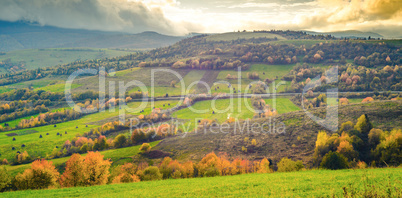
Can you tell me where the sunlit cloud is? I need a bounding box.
[0,0,400,37]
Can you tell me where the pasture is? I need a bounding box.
[0,100,179,162]
[2,167,401,197]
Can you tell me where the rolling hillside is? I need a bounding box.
[2,168,401,197]
[155,100,402,164]
[0,21,184,52]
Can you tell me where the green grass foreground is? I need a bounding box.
[1,168,401,197]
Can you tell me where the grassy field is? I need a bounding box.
[0,86,11,94]
[5,141,161,176]
[348,98,363,104]
[6,75,70,90]
[2,168,401,197]
[215,64,295,94]
[172,97,299,132]
[217,64,295,81]
[0,100,179,162]
[126,70,205,97]
[35,83,82,93]
[206,32,286,42]
[0,48,131,74]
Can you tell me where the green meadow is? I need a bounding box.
[0,100,179,162]
[173,97,300,132]
[2,167,401,197]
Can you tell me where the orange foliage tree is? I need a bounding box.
[15,159,60,190]
[60,152,111,187]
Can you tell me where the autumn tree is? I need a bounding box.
[113,134,127,148]
[139,143,152,153]
[112,163,140,184]
[60,152,111,187]
[0,166,11,192]
[277,157,304,172]
[354,114,372,134]
[82,152,111,186]
[59,153,85,187]
[320,151,349,170]
[15,159,60,190]
[139,166,162,181]
[257,158,272,173]
[197,152,221,177]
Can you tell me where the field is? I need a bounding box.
[0,48,131,74]
[0,100,179,162]
[35,83,82,93]
[5,141,161,176]
[172,97,299,132]
[2,168,401,197]
[206,32,286,42]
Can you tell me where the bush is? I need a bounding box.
[113,134,127,148]
[320,151,349,170]
[139,143,152,153]
[112,163,140,184]
[277,157,304,172]
[140,166,162,181]
[258,158,272,173]
[15,159,60,190]
[0,166,11,192]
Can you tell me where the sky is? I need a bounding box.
[0,0,401,37]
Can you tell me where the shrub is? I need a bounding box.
[140,166,162,181]
[139,143,152,153]
[258,158,272,173]
[320,151,349,170]
[15,159,60,190]
[251,139,257,146]
[357,161,368,169]
[362,97,374,103]
[112,163,140,184]
[277,157,304,172]
[339,98,349,105]
[0,166,11,192]
[113,134,127,148]
[15,151,30,164]
[247,72,259,79]
[159,157,174,179]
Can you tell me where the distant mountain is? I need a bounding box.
[305,30,383,39]
[0,21,184,52]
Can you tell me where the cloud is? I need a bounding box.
[295,0,402,37]
[0,0,192,35]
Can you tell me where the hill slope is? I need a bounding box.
[2,168,401,197]
[305,30,383,39]
[0,21,184,52]
[155,100,402,164]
